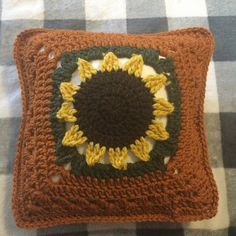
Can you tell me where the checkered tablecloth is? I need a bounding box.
[0,0,235,235]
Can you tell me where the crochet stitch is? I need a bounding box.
[51,46,181,177]
[74,70,154,146]
[12,28,218,228]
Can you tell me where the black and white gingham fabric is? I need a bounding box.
[0,0,235,235]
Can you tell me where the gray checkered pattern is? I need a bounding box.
[0,0,235,235]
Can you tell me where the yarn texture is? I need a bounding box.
[12,28,218,228]
[51,46,180,178]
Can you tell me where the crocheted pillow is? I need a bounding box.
[13,28,218,228]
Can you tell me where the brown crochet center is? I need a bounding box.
[74,70,154,148]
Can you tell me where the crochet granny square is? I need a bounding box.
[13,28,218,228]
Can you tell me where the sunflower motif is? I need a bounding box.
[56,52,174,170]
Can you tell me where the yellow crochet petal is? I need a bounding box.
[100,52,120,72]
[77,58,97,82]
[153,98,174,116]
[86,142,106,166]
[130,137,150,161]
[62,125,87,147]
[60,82,80,102]
[56,102,77,122]
[123,54,144,77]
[142,73,168,94]
[146,120,169,141]
[109,147,128,170]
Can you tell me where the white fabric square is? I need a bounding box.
[165,0,208,17]
[2,0,44,20]
[88,222,136,236]
[185,168,229,230]
[85,0,126,20]
[0,175,37,236]
[204,62,220,113]
[0,66,21,118]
